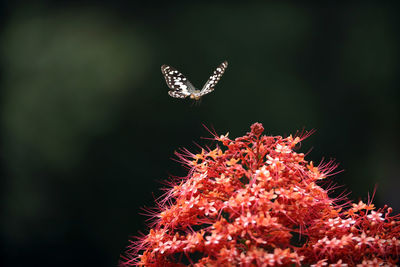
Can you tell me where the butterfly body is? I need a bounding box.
[189,90,202,101]
[161,61,228,100]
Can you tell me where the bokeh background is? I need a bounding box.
[1,1,399,266]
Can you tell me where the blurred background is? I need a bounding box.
[1,1,399,266]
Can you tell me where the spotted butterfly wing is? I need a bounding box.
[161,65,195,99]
[199,61,228,96]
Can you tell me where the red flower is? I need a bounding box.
[120,123,400,266]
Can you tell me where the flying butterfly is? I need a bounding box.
[161,61,228,100]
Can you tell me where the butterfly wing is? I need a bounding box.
[161,65,196,98]
[199,61,228,96]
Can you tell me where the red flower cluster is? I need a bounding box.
[121,123,400,266]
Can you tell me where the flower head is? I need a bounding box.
[121,123,400,266]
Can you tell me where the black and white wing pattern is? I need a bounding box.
[161,65,195,99]
[199,61,228,96]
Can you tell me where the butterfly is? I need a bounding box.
[161,61,228,100]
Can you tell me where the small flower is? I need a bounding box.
[352,232,375,247]
[330,259,348,267]
[367,211,384,222]
[311,259,328,266]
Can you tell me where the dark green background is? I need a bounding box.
[1,1,399,266]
